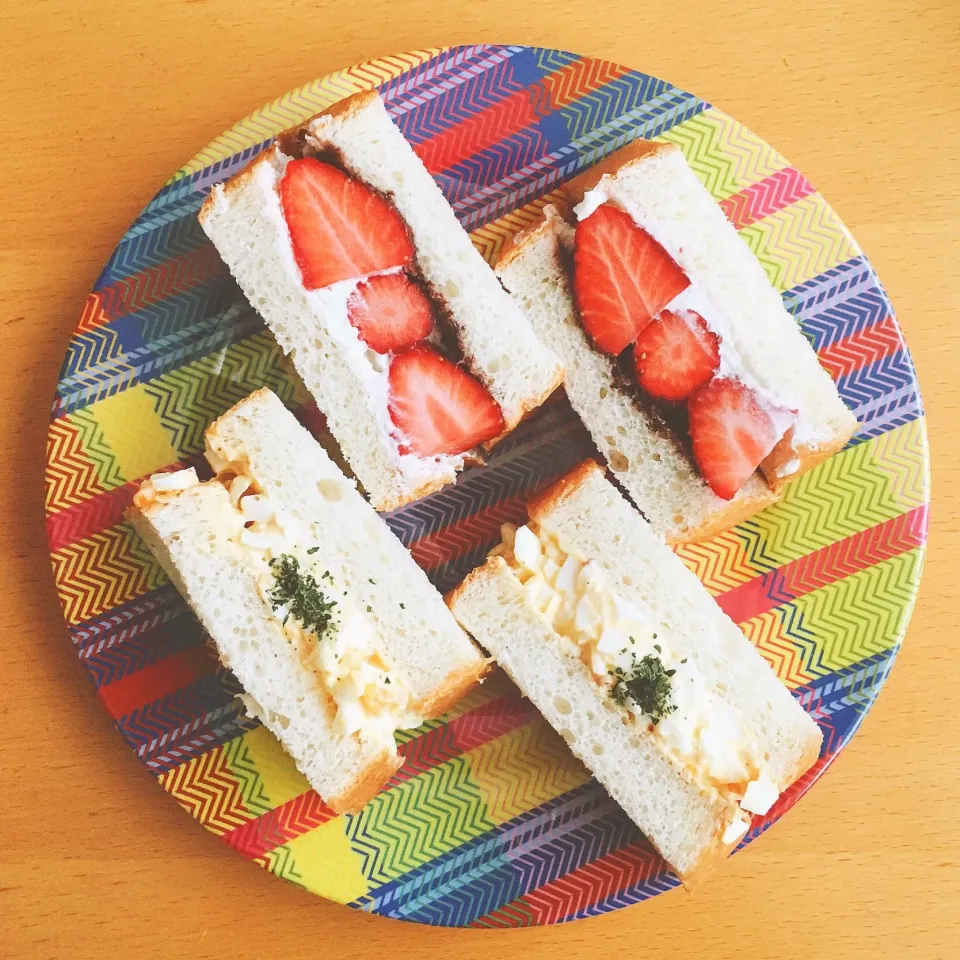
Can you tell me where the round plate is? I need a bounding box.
[45,45,928,926]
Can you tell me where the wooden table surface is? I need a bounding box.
[2,0,958,957]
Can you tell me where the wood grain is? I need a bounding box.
[1,0,958,957]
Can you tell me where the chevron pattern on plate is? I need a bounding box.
[44,45,927,926]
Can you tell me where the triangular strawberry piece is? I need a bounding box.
[688,378,781,500]
[388,346,504,457]
[573,203,690,356]
[280,158,414,290]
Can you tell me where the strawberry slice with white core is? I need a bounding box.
[633,309,720,402]
[388,345,505,457]
[687,378,782,500]
[280,157,414,289]
[573,203,690,356]
[347,274,435,354]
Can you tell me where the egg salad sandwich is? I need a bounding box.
[129,388,488,813]
[447,460,822,887]
[199,90,563,512]
[496,141,857,543]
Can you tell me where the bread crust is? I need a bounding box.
[679,821,749,891]
[495,211,568,276]
[527,459,605,521]
[495,207,781,545]
[198,142,281,226]
[782,716,824,791]
[761,424,857,494]
[676,485,778,544]
[328,748,404,815]
[447,549,749,889]
[444,554,502,617]
[201,93,558,507]
[558,139,678,213]
[413,656,492,718]
[206,391,468,516]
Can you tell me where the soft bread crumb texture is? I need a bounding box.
[200,90,563,509]
[305,93,564,432]
[200,148,428,511]
[562,145,858,471]
[448,461,822,884]
[205,388,488,708]
[528,462,822,791]
[449,555,741,885]
[496,217,777,543]
[128,482,396,813]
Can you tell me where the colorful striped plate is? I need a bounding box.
[44,46,928,926]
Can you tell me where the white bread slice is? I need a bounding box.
[204,387,488,718]
[199,91,563,511]
[128,481,401,814]
[559,141,858,491]
[303,92,563,437]
[447,461,822,886]
[497,211,777,543]
[449,557,743,887]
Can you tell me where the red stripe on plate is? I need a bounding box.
[716,506,927,623]
[98,245,227,323]
[224,789,336,860]
[521,841,665,924]
[720,166,816,230]
[99,645,218,718]
[46,482,137,553]
[409,495,530,569]
[816,315,903,379]
[413,88,545,176]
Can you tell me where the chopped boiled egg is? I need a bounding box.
[555,554,582,594]
[596,625,631,656]
[541,557,561,586]
[503,521,775,823]
[740,772,780,815]
[513,525,542,573]
[574,595,602,636]
[151,468,200,492]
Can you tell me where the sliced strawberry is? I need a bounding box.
[280,157,413,289]
[388,345,505,457]
[347,274,435,353]
[633,309,720,402]
[573,203,690,356]
[688,378,782,500]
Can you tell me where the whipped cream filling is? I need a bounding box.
[573,181,830,450]
[140,468,420,745]
[665,284,796,442]
[495,521,782,819]
[256,148,465,494]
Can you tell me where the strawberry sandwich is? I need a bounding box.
[496,141,857,543]
[200,91,563,511]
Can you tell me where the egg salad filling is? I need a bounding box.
[495,521,781,819]
[138,468,420,745]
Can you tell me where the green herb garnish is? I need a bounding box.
[269,554,338,640]
[306,546,319,555]
[610,654,676,725]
